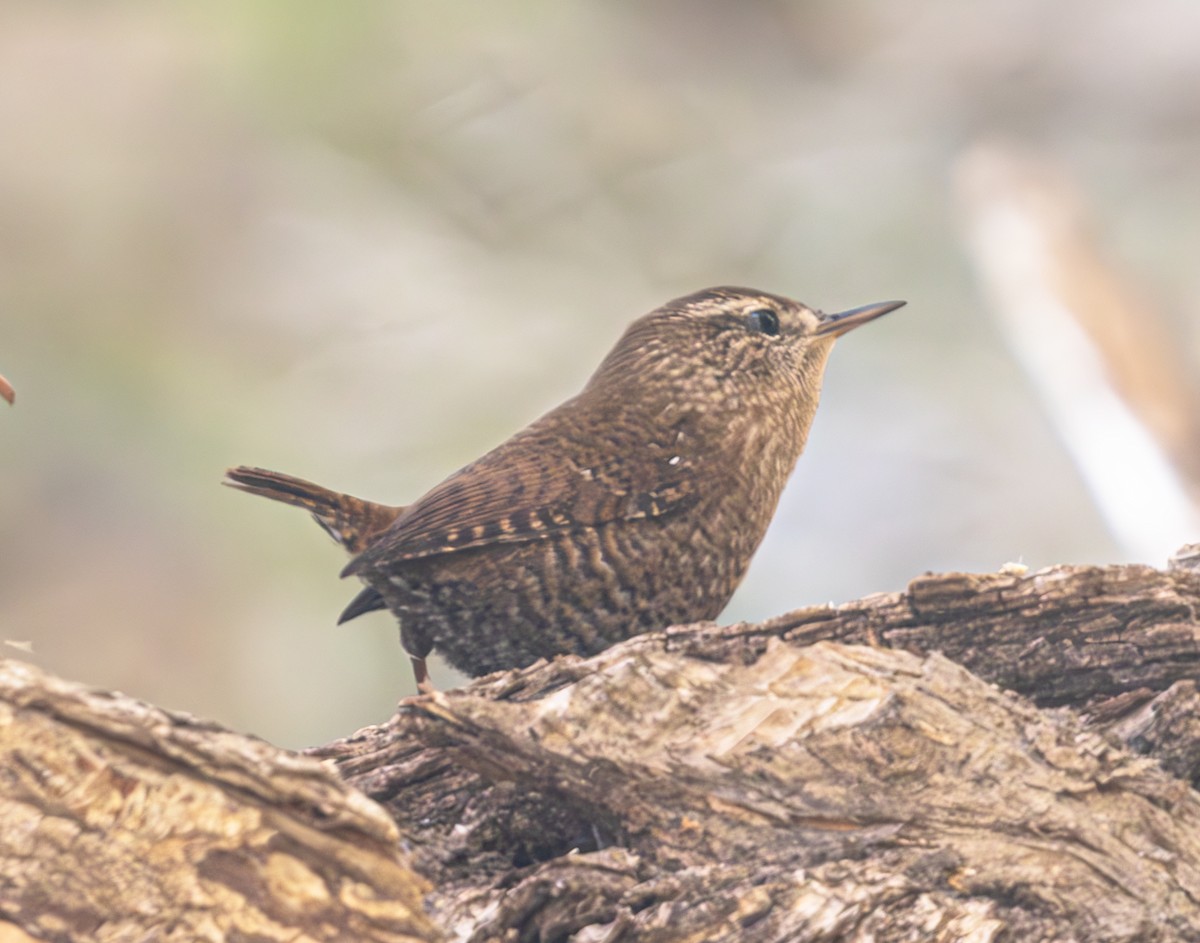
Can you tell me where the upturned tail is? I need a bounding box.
[223,466,402,555]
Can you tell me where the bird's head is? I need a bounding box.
[587,287,904,415]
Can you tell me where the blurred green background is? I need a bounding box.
[2,2,1197,747]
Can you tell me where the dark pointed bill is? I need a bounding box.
[814,300,906,338]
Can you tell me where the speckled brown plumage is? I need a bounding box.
[226,287,903,688]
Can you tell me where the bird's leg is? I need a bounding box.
[412,655,435,694]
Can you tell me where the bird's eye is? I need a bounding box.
[746,308,780,337]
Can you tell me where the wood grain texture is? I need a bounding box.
[6,555,1200,941]
[0,661,438,943]
[318,557,1200,941]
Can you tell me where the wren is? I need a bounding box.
[226,287,903,690]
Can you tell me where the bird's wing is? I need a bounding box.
[343,405,698,574]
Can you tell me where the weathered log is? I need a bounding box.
[4,558,1200,941]
[0,660,438,943]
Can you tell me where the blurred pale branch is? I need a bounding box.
[956,142,1200,561]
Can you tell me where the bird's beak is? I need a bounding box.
[814,300,906,338]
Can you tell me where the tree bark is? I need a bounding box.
[0,661,438,943]
[4,554,1200,942]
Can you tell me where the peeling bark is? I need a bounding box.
[4,557,1200,942]
[0,661,438,943]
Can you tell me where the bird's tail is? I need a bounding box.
[223,466,402,555]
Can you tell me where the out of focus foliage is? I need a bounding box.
[1,1,1197,746]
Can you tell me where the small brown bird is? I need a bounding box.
[226,287,902,690]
